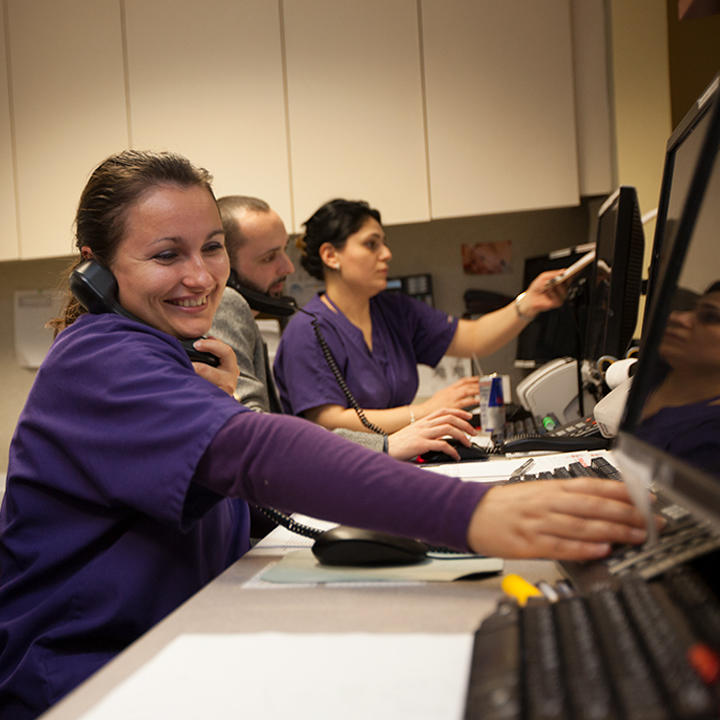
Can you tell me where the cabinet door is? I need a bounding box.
[124,0,292,226]
[284,0,430,227]
[0,8,17,261]
[7,0,128,259]
[421,0,580,219]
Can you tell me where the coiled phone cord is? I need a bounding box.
[297,307,388,437]
[255,505,463,555]
[258,307,462,555]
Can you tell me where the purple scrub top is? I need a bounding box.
[273,292,458,416]
[0,314,249,719]
[635,394,720,475]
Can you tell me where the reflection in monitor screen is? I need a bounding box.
[619,86,720,521]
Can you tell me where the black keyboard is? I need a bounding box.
[500,455,720,591]
[464,569,720,720]
[497,415,610,453]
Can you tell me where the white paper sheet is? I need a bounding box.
[79,633,474,720]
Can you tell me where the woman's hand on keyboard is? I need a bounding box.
[387,408,476,461]
[466,477,664,561]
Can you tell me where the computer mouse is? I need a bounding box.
[418,438,490,464]
[311,526,429,567]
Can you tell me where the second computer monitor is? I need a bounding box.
[583,186,644,367]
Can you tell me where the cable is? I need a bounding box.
[297,307,388,437]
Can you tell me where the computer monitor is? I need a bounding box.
[643,74,719,329]
[515,243,595,368]
[616,86,720,523]
[583,186,644,366]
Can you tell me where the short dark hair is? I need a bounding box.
[216,195,271,259]
[51,149,214,333]
[299,199,381,281]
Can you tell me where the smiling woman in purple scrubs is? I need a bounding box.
[273,199,567,435]
[0,151,651,720]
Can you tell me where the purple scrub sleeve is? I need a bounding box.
[195,411,489,552]
[273,292,458,416]
[0,312,486,720]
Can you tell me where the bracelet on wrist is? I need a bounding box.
[514,291,536,321]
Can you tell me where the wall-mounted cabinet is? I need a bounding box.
[124,0,292,226]
[7,0,128,259]
[284,0,430,227]
[421,0,580,219]
[0,7,17,261]
[0,0,613,260]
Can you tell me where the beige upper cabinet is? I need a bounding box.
[1,0,612,261]
[0,8,18,262]
[124,0,292,226]
[421,0,580,219]
[283,0,430,228]
[7,0,128,259]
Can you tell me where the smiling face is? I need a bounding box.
[230,209,294,296]
[109,184,229,340]
[324,217,392,296]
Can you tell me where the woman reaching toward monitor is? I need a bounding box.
[273,198,567,435]
[0,151,652,720]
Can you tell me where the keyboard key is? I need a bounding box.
[554,596,618,720]
[522,599,568,720]
[619,576,716,719]
[586,588,669,719]
[464,602,521,720]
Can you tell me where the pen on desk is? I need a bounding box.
[509,458,534,480]
[501,573,543,606]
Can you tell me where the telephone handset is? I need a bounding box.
[226,270,298,317]
[70,259,220,367]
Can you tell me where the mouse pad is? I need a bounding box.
[259,548,504,584]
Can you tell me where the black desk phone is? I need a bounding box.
[70,259,220,367]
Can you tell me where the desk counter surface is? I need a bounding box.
[40,519,561,719]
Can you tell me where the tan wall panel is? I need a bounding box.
[422,0,580,219]
[8,0,128,259]
[125,0,292,226]
[570,0,614,196]
[284,0,429,228]
[0,6,18,261]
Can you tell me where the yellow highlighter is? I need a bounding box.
[501,573,543,606]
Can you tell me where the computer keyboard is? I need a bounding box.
[464,569,720,720]
[503,456,720,592]
[495,415,610,453]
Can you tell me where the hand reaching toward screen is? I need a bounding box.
[465,477,663,561]
[387,408,476,461]
[521,269,570,317]
[190,337,239,396]
[416,376,480,418]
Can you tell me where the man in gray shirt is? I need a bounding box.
[211,196,476,460]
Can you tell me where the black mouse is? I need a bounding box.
[418,438,490,464]
[311,526,429,566]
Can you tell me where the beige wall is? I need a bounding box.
[0,256,71,474]
[608,0,673,332]
[666,0,720,127]
[3,3,719,473]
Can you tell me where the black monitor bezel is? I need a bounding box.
[617,79,720,523]
[583,185,644,365]
[642,74,719,330]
